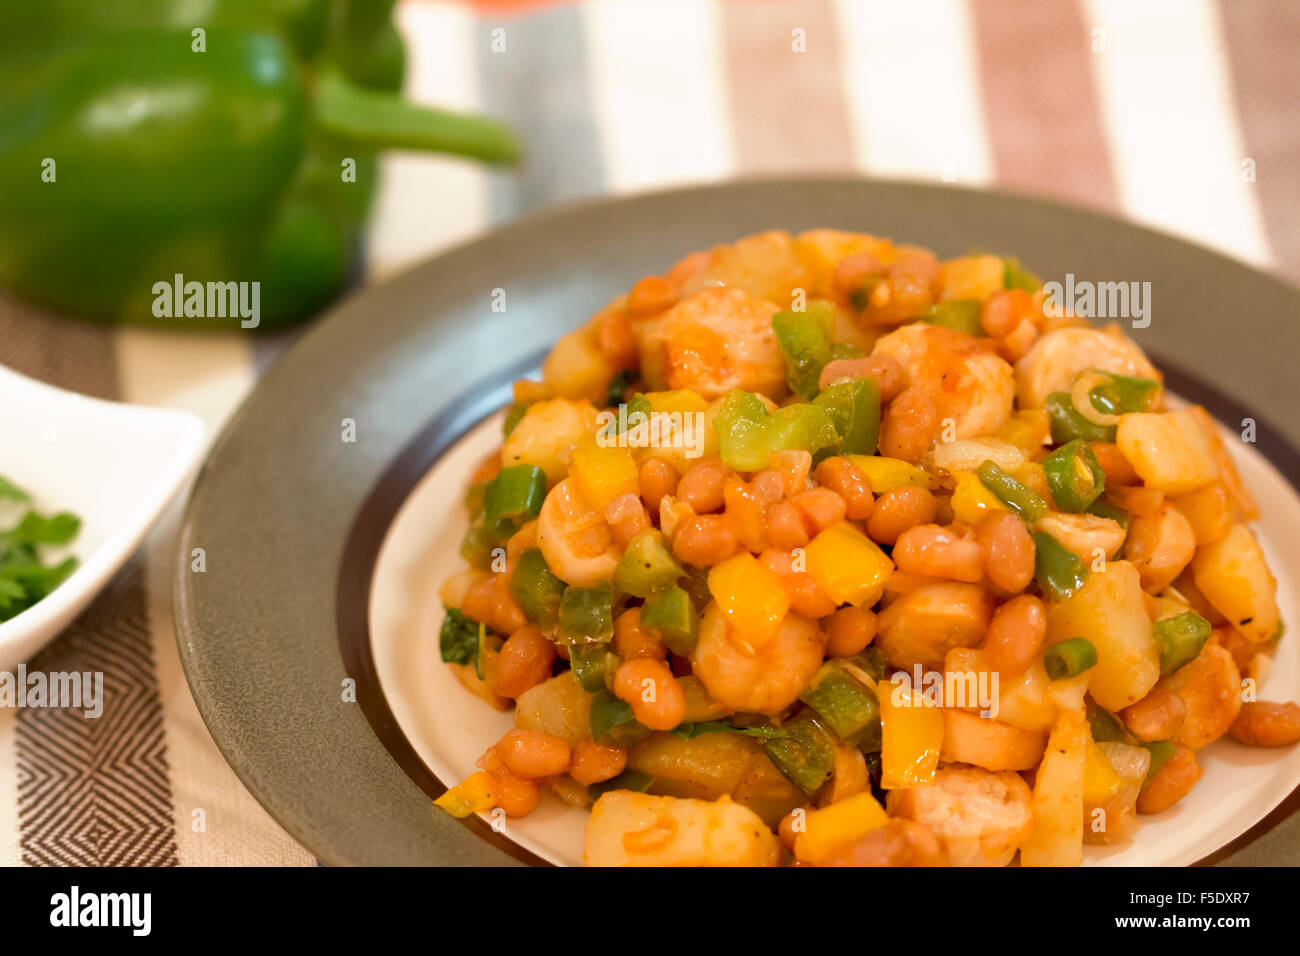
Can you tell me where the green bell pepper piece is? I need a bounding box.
[483,464,546,523]
[1043,637,1097,679]
[570,645,616,694]
[1143,740,1177,780]
[560,580,614,644]
[640,586,699,655]
[920,298,984,336]
[1045,392,1116,444]
[1088,706,1128,744]
[509,549,566,629]
[772,302,834,400]
[614,531,683,599]
[1044,439,1106,513]
[1003,257,1040,293]
[762,712,837,796]
[1153,610,1212,675]
[0,3,520,328]
[1033,531,1089,600]
[813,379,881,456]
[713,389,841,472]
[976,460,1049,522]
[799,661,882,751]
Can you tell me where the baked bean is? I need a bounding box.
[605,492,651,549]
[879,387,939,462]
[975,511,1036,593]
[831,252,885,299]
[1229,701,1300,747]
[1136,745,1202,814]
[462,574,527,636]
[613,658,686,731]
[612,607,667,661]
[677,459,730,513]
[1121,687,1188,743]
[626,275,679,316]
[764,500,810,550]
[893,523,984,582]
[639,458,679,514]
[983,595,1047,679]
[866,486,938,545]
[980,289,1036,338]
[792,487,847,536]
[671,513,738,567]
[768,450,812,498]
[815,457,875,520]
[494,625,556,697]
[569,740,628,786]
[825,606,878,658]
[498,728,572,779]
[784,572,837,619]
[479,746,542,817]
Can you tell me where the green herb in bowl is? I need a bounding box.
[0,476,81,623]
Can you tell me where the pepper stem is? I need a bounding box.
[313,71,521,165]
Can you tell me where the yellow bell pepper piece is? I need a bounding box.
[708,552,789,651]
[996,409,1051,455]
[879,680,943,789]
[1082,741,1123,806]
[846,454,930,493]
[570,437,640,511]
[793,791,890,864]
[950,470,1007,526]
[644,389,709,414]
[804,522,894,607]
[434,771,494,818]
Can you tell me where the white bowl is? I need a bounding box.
[0,365,205,670]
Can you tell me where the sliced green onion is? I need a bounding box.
[1044,438,1106,513]
[1154,610,1211,675]
[1045,391,1116,444]
[976,460,1049,522]
[1088,371,1161,416]
[1044,637,1097,679]
[1033,531,1089,600]
[1086,497,1130,529]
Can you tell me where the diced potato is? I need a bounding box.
[514,671,593,745]
[449,662,510,712]
[584,791,780,866]
[1184,406,1258,520]
[1045,561,1159,712]
[1020,708,1088,867]
[678,675,729,722]
[501,397,600,483]
[940,709,1047,772]
[1190,523,1279,643]
[627,732,804,828]
[542,320,617,405]
[1170,481,1235,545]
[936,255,1005,302]
[1115,410,1219,495]
[794,791,889,864]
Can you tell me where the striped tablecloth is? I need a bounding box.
[1,0,1296,866]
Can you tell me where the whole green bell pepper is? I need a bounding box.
[0,0,520,329]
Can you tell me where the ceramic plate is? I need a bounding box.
[174,178,1300,866]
